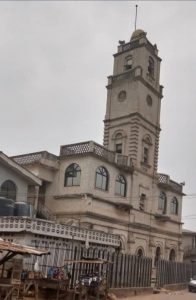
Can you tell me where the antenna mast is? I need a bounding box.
[135,5,138,31]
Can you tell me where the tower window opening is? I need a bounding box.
[142,135,152,166]
[113,131,125,155]
[124,56,133,70]
[148,56,155,77]
[143,147,149,164]
[115,143,122,154]
[139,193,146,211]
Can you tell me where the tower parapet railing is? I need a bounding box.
[157,173,183,194]
[60,141,133,170]
[13,151,58,166]
[13,141,132,171]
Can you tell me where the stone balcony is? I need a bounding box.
[157,173,183,194]
[0,216,121,247]
[60,141,133,171]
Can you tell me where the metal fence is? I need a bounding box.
[25,244,196,289]
[109,253,152,288]
[24,246,152,288]
[156,259,196,288]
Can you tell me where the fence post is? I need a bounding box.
[151,266,157,288]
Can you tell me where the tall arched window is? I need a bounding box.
[154,246,161,267]
[158,191,167,214]
[64,163,81,186]
[169,249,176,261]
[115,175,126,197]
[148,56,155,77]
[1,180,17,200]
[112,130,127,156]
[170,197,178,215]
[95,166,108,191]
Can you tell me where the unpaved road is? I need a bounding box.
[119,290,195,300]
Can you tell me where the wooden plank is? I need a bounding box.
[64,259,111,264]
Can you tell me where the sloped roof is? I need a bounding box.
[182,228,196,235]
[0,238,49,256]
[0,151,41,185]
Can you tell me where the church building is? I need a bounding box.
[1,28,184,263]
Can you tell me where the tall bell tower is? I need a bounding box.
[103,29,163,175]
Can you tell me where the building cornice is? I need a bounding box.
[54,193,182,226]
[57,211,182,239]
[104,112,161,132]
[113,40,162,62]
[107,70,163,99]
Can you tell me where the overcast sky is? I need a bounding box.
[0,1,196,230]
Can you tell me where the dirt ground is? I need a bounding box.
[119,289,195,300]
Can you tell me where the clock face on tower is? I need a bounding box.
[118,90,127,102]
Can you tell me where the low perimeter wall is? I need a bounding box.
[110,287,153,298]
[163,283,187,291]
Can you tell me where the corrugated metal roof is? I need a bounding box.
[0,239,49,256]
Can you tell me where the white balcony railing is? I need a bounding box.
[157,173,183,194]
[0,216,121,247]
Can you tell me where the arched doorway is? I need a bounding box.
[136,248,144,258]
[169,249,176,261]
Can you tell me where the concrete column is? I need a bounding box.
[34,186,40,211]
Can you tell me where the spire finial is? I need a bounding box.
[135,5,138,31]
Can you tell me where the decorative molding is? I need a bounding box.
[149,239,156,248]
[127,232,135,244]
